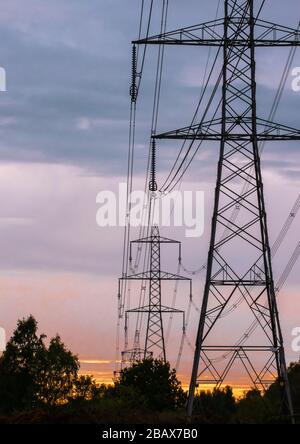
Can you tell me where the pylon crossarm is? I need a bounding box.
[154,118,300,141]
[133,18,225,47]
[131,236,181,244]
[127,305,184,314]
[255,19,300,46]
[120,271,191,281]
[133,19,300,48]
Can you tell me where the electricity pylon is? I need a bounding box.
[119,226,192,364]
[119,140,192,366]
[134,0,300,422]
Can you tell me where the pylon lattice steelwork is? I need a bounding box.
[134,0,300,422]
[119,226,192,365]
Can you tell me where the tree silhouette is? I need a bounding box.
[0,316,80,411]
[115,359,187,411]
[73,375,103,401]
[264,361,300,422]
[37,335,79,406]
[0,316,45,411]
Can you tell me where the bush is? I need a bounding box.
[115,359,187,411]
[193,386,237,424]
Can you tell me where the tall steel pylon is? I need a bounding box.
[120,227,192,365]
[134,0,300,421]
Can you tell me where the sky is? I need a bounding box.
[0,0,299,389]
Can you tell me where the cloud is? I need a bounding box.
[0,0,297,179]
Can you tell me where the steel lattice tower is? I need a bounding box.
[120,226,192,364]
[134,0,300,421]
[145,226,166,359]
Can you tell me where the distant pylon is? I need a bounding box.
[119,226,192,364]
[134,0,300,422]
[121,329,152,368]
